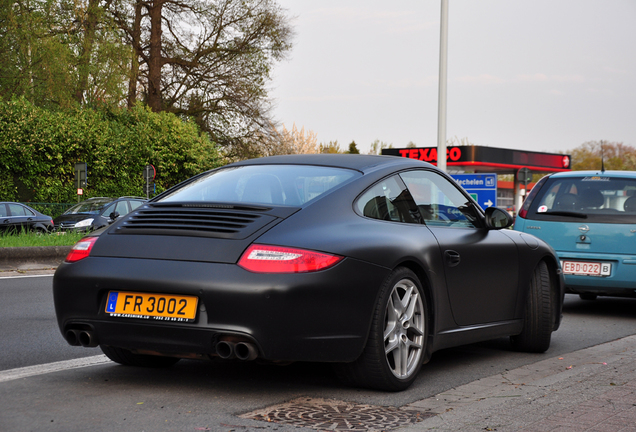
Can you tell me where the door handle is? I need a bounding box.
[445,250,461,267]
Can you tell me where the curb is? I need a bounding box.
[0,246,70,271]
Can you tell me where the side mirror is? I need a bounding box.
[484,207,513,230]
[109,211,120,222]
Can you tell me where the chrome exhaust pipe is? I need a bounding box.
[78,331,99,347]
[235,342,258,361]
[216,341,236,359]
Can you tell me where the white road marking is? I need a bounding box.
[0,274,55,280]
[0,355,111,383]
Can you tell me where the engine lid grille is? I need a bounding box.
[112,203,288,239]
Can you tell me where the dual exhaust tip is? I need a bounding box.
[65,327,258,361]
[216,341,258,361]
[65,329,99,347]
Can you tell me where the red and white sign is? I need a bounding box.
[77,188,84,195]
[562,155,570,168]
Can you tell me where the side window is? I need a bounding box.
[103,203,116,216]
[129,200,144,211]
[356,176,421,223]
[400,170,480,228]
[8,204,30,216]
[0,204,8,217]
[115,201,130,215]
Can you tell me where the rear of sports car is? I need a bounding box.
[53,162,390,364]
[514,171,636,298]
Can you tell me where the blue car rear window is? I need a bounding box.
[159,165,360,206]
[526,175,636,223]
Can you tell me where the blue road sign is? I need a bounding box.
[451,173,497,209]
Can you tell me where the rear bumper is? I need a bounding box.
[556,251,636,296]
[53,256,390,362]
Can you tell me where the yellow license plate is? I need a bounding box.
[105,291,198,322]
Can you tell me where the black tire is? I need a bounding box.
[100,345,180,368]
[510,261,553,353]
[335,267,428,391]
[579,293,598,301]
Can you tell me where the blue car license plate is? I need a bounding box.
[561,261,611,277]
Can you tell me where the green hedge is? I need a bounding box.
[0,98,223,203]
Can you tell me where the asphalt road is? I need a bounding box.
[1,274,636,431]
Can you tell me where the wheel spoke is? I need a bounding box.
[399,286,414,312]
[384,320,397,341]
[407,339,422,350]
[384,296,399,340]
[385,335,399,355]
[399,340,408,375]
[409,324,424,337]
[391,289,406,316]
[403,290,419,321]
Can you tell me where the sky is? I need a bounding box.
[267,0,636,156]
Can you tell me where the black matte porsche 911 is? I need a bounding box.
[53,154,564,391]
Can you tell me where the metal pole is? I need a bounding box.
[437,0,449,172]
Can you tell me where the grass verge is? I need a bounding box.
[1,231,86,248]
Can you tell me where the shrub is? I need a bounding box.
[0,97,223,203]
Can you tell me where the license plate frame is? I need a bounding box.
[561,260,611,277]
[105,291,198,322]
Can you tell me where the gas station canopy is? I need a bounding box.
[382,145,571,174]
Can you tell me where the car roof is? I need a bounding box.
[229,154,434,173]
[549,170,636,179]
[0,202,37,208]
[80,197,145,202]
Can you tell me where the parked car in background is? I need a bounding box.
[515,170,636,300]
[54,155,564,391]
[54,197,146,232]
[0,202,54,234]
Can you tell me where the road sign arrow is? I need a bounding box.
[483,199,493,207]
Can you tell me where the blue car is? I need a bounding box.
[515,170,636,300]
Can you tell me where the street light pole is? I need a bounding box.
[437,0,449,172]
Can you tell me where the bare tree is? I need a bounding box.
[267,123,318,155]
[368,140,393,155]
[110,0,293,153]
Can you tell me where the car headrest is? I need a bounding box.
[554,193,579,211]
[624,196,636,213]
[363,196,390,220]
[241,174,284,205]
[580,189,604,208]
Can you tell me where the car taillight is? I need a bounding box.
[65,237,98,263]
[238,244,343,273]
[518,208,528,219]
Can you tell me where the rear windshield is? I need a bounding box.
[159,165,360,206]
[526,175,636,223]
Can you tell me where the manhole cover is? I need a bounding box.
[240,397,433,431]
